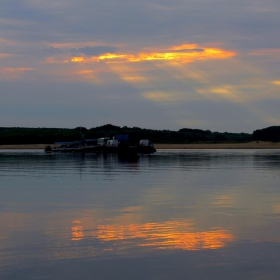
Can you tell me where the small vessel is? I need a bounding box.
[45,139,99,153]
[44,135,156,155]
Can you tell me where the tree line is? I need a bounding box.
[0,124,279,145]
[253,126,280,142]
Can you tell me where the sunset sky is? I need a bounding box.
[1,0,280,132]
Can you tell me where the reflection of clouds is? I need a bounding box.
[212,195,235,208]
[254,154,280,170]
[71,218,234,251]
[0,213,31,239]
[273,205,280,213]
[71,220,84,241]
[97,221,234,250]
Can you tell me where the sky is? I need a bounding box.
[1,0,280,133]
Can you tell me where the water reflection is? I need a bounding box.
[88,220,233,250]
[1,149,280,279]
[73,212,223,251]
[254,153,280,172]
[72,220,84,241]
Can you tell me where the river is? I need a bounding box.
[1,149,280,279]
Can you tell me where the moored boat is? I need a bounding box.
[44,135,156,155]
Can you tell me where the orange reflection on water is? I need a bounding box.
[273,204,280,213]
[97,221,234,250]
[71,220,84,241]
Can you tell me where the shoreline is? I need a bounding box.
[0,142,280,150]
[154,142,280,149]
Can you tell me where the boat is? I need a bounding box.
[44,135,156,155]
[101,137,156,155]
[45,139,100,153]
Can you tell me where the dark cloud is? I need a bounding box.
[0,0,56,22]
[44,47,63,55]
[70,46,118,56]
[1,0,280,49]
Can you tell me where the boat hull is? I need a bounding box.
[45,145,156,155]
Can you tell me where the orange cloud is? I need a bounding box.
[71,57,84,62]
[70,44,236,64]
[143,91,184,102]
[272,80,280,85]
[250,49,280,56]
[0,53,12,58]
[0,67,34,81]
[0,67,33,72]
[77,70,93,75]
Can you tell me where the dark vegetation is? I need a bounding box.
[253,126,280,142]
[0,124,267,145]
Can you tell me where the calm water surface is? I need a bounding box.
[1,149,280,279]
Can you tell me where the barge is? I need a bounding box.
[44,135,156,155]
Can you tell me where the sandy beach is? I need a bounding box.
[0,144,49,149]
[154,142,280,149]
[1,142,280,149]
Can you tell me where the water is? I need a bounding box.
[1,149,280,279]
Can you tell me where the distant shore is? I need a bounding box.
[154,142,280,149]
[1,141,280,149]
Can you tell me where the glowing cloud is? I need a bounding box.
[249,49,280,56]
[272,80,280,85]
[1,67,33,72]
[77,70,93,75]
[71,57,84,62]
[18,67,33,72]
[0,67,34,81]
[143,91,175,101]
[70,44,235,64]
[0,53,12,58]
[196,85,241,102]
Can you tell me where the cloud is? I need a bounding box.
[44,47,63,55]
[0,53,12,58]
[0,67,34,81]
[0,0,280,131]
[143,91,180,102]
[70,46,118,56]
[69,44,235,64]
